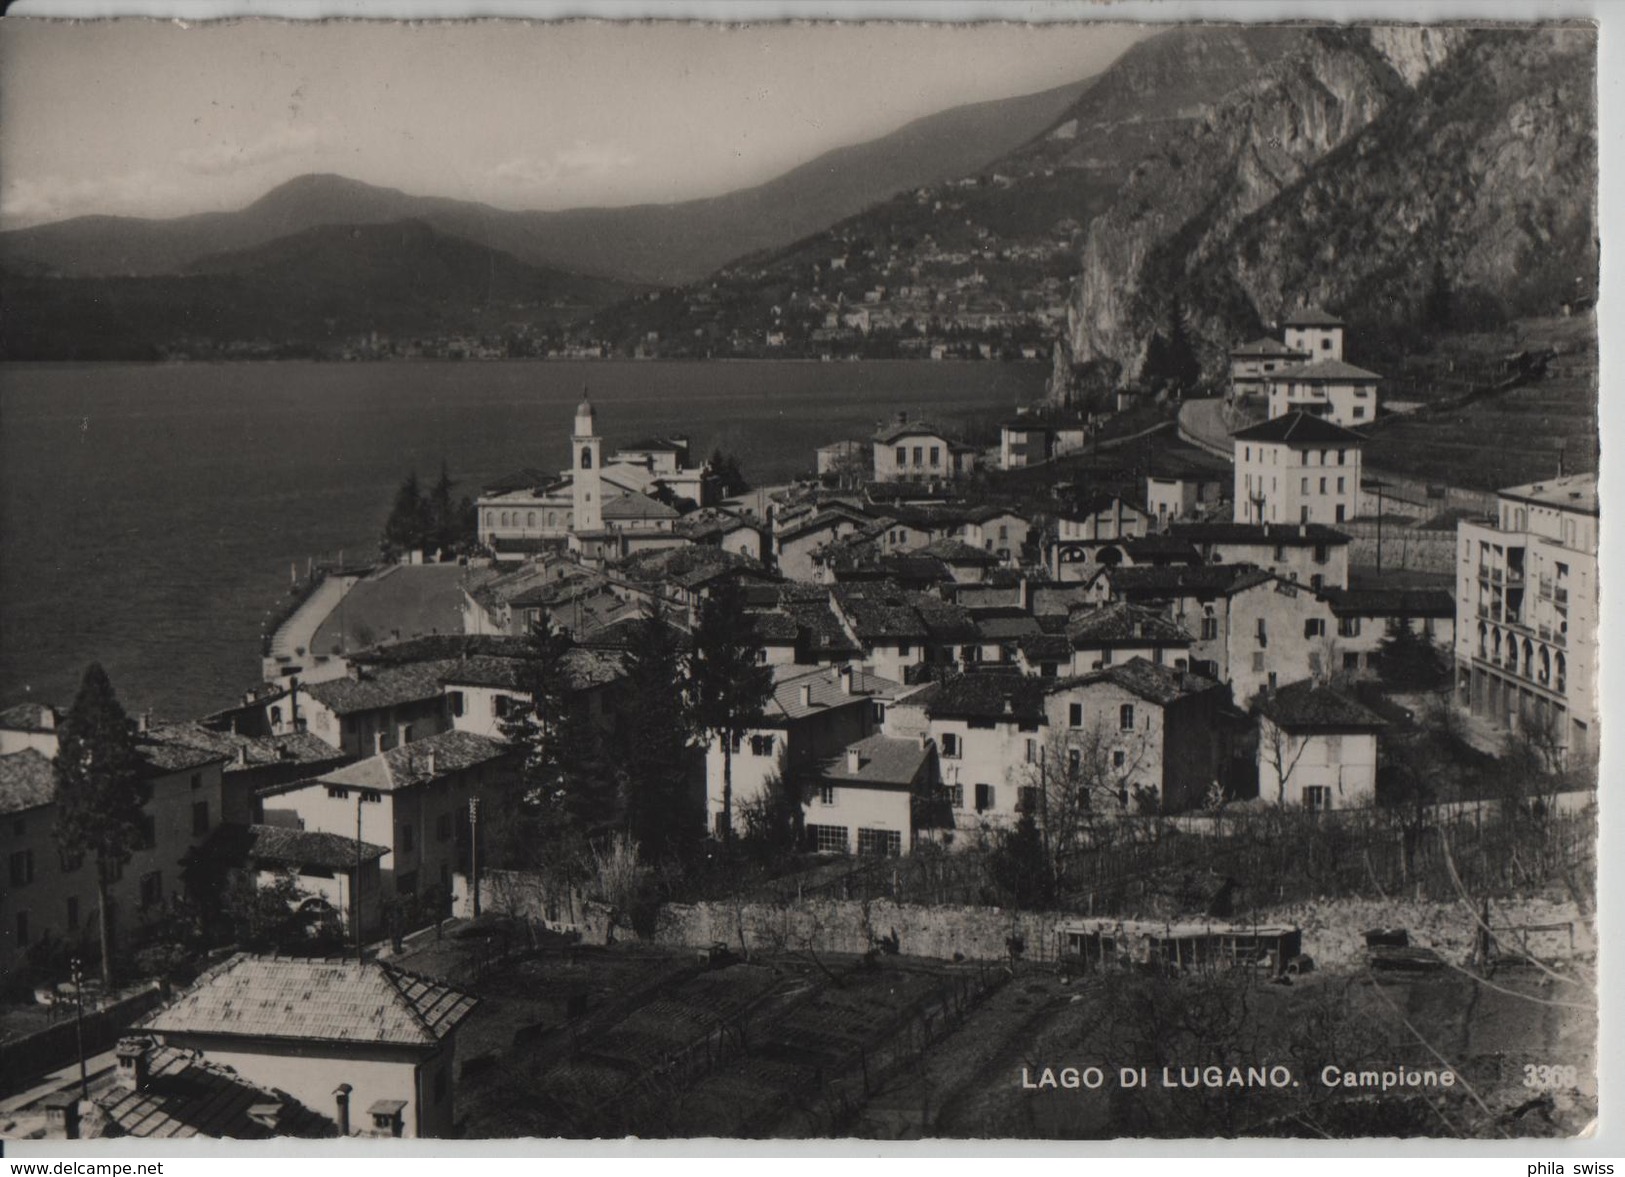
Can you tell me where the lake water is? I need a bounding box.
[0,360,1042,719]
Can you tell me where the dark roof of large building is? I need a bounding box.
[1121,535,1202,562]
[1230,336,1308,358]
[1104,563,1275,599]
[818,733,931,788]
[1066,602,1192,647]
[1232,411,1365,445]
[1170,522,1351,547]
[778,507,874,545]
[1271,358,1382,382]
[1257,681,1386,731]
[205,823,390,872]
[924,675,1052,723]
[1317,587,1456,619]
[142,954,478,1047]
[0,748,55,815]
[1280,307,1345,327]
[96,1042,336,1139]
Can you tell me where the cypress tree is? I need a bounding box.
[690,580,775,846]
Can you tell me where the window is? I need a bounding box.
[580,447,593,469]
[895,447,907,467]
[898,643,912,657]
[139,871,163,908]
[1200,614,1218,641]
[1352,407,1366,419]
[819,785,835,806]
[401,824,415,852]
[1024,739,1038,764]
[1301,477,1310,495]
[1119,704,1136,732]
[1337,450,1347,465]
[492,695,510,719]
[1067,749,1082,774]
[1336,478,1345,494]
[9,849,34,887]
[66,896,80,931]
[975,783,995,813]
[527,512,536,528]
[1017,786,1041,814]
[1303,786,1332,811]
[191,801,210,836]
[912,446,924,466]
[929,446,941,466]
[436,812,454,842]
[1319,478,1327,494]
[1335,504,1346,523]
[327,786,351,800]
[1304,619,1326,639]
[15,912,27,947]
[1267,672,1278,690]
[139,814,156,851]
[857,828,902,857]
[1068,702,1083,728]
[809,824,849,853]
[1252,652,1266,672]
[1112,750,1126,769]
[1255,618,1268,646]
[1300,506,1310,524]
[1099,647,1114,667]
[1337,616,1362,638]
[749,734,775,757]
[448,691,465,718]
[190,773,202,791]
[1343,652,1361,671]
[940,732,961,758]
[1321,338,1332,351]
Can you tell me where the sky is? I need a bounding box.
[0,17,1149,229]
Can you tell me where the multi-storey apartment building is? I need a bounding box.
[1455,473,1597,761]
[1232,412,1364,527]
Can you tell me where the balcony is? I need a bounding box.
[1505,567,1525,586]
[1489,568,1504,585]
[1555,586,1569,606]
[1538,578,1554,599]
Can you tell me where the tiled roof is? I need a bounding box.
[576,615,694,652]
[147,723,350,774]
[776,586,862,656]
[1055,492,1148,521]
[1232,411,1365,445]
[0,702,59,732]
[918,538,1000,565]
[615,544,765,589]
[317,730,513,793]
[1066,602,1192,646]
[1258,680,1386,731]
[205,823,390,872]
[906,593,979,642]
[1170,522,1351,547]
[96,1043,336,1139]
[672,507,757,541]
[1122,535,1202,561]
[834,584,930,641]
[778,507,874,544]
[303,664,446,715]
[1317,587,1454,618]
[1280,306,1344,327]
[1105,563,1275,599]
[873,419,955,444]
[135,734,229,775]
[1031,585,1096,617]
[745,611,801,643]
[1230,336,1307,358]
[925,675,1051,724]
[950,584,1024,611]
[0,748,55,815]
[819,733,930,788]
[481,466,557,495]
[975,613,1041,641]
[142,954,478,1047]
[1018,633,1074,663]
[1073,658,1220,706]
[766,664,902,724]
[602,489,680,521]
[1271,358,1382,382]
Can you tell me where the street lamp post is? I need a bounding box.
[69,955,88,1101]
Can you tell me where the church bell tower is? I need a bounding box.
[572,389,602,533]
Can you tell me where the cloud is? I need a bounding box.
[488,142,636,193]
[176,117,342,178]
[0,170,192,227]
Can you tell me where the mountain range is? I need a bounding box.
[0,78,1088,289]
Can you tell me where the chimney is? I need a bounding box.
[236,744,249,768]
[247,1100,283,1132]
[426,747,438,777]
[333,1084,354,1136]
[41,1091,80,1140]
[137,711,151,735]
[116,1036,154,1091]
[1002,693,1014,716]
[847,747,863,774]
[374,731,387,756]
[800,683,814,708]
[839,666,854,695]
[896,411,908,426]
[347,662,363,682]
[1299,523,1308,538]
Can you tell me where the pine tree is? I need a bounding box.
[53,664,151,987]
[499,619,611,883]
[381,470,429,560]
[614,603,700,862]
[427,462,458,556]
[690,580,775,846]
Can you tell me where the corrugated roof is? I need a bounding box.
[142,954,478,1047]
[0,748,55,815]
[96,1043,336,1139]
[1232,411,1365,445]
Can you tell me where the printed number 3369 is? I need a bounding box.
[1524,1064,1579,1088]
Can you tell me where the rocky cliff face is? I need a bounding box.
[1065,25,1594,379]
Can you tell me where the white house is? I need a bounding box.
[1255,680,1385,810]
[1231,412,1364,528]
